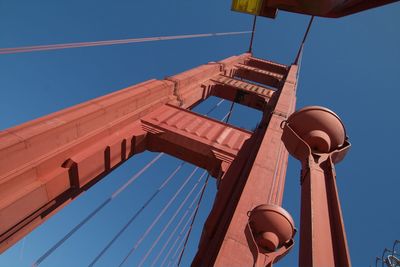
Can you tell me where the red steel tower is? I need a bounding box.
[282,106,351,267]
[0,52,302,266]
[1,1,399,265]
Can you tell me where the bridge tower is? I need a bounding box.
[0,52,299,265]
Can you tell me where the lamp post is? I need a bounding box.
[281,106,351,267]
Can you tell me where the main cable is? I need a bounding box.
[0,31,251,55]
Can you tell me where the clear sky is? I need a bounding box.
[0,1,399,266]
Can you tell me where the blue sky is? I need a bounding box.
[0,1,399,266]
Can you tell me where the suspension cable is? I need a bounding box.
[248,16,257,53]
[176,174,210,266]
[89,98,227,265]
[33,96,226,266]
[137,170,208,267]
[87,161,186,267]
[169,230,192,267]
[294,16,314,65]
[0,31,251,55]
[221,108,233,122]
[118,167,199,267]
[150,182,205,267]
[160,209,195,267]
[224,100,235,123]
[204,99,225,116]
[34,102,231,266]
[115,99,229,266]
[176,107,235,265]
[32,153,164,267]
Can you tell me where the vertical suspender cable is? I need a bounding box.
[137,170,208,267]
[150,183,206,267]
[177,108,234,266]
[248,16,257,53]
[176,174,210,266]
[293,16,314,65]
[87,161,185,267]
[204,99,225,116]
[221,108,233,122]
[118,99,231,266]
[118,167,199,267]
[33,98,226,266]
[160,210,195,267]
[89,99,226,266]
[170,230,193,267]
[32,153,164,267]
[224,100,235,123]
[160,102,230,267]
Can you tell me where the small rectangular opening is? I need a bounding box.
[191,96,262,132]
[234,76,278,91]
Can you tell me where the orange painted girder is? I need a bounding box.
[142,104,252,177]
[210,75,274,111]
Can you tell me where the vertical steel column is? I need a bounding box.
[281,106,351,267]
[192,64,298,267]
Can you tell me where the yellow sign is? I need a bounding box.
[231,0,263,15]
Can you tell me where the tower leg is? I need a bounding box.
[281,106,352,267]
[192,65,299,267]
[299,154,350,267]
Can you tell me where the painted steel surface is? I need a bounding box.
[0,54,251,252]
[192,63,298,267]
[0,52,299,267]
[282,106,351,267]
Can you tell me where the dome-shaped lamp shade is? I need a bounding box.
[286,106,346,153]
[249,204,295,251]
